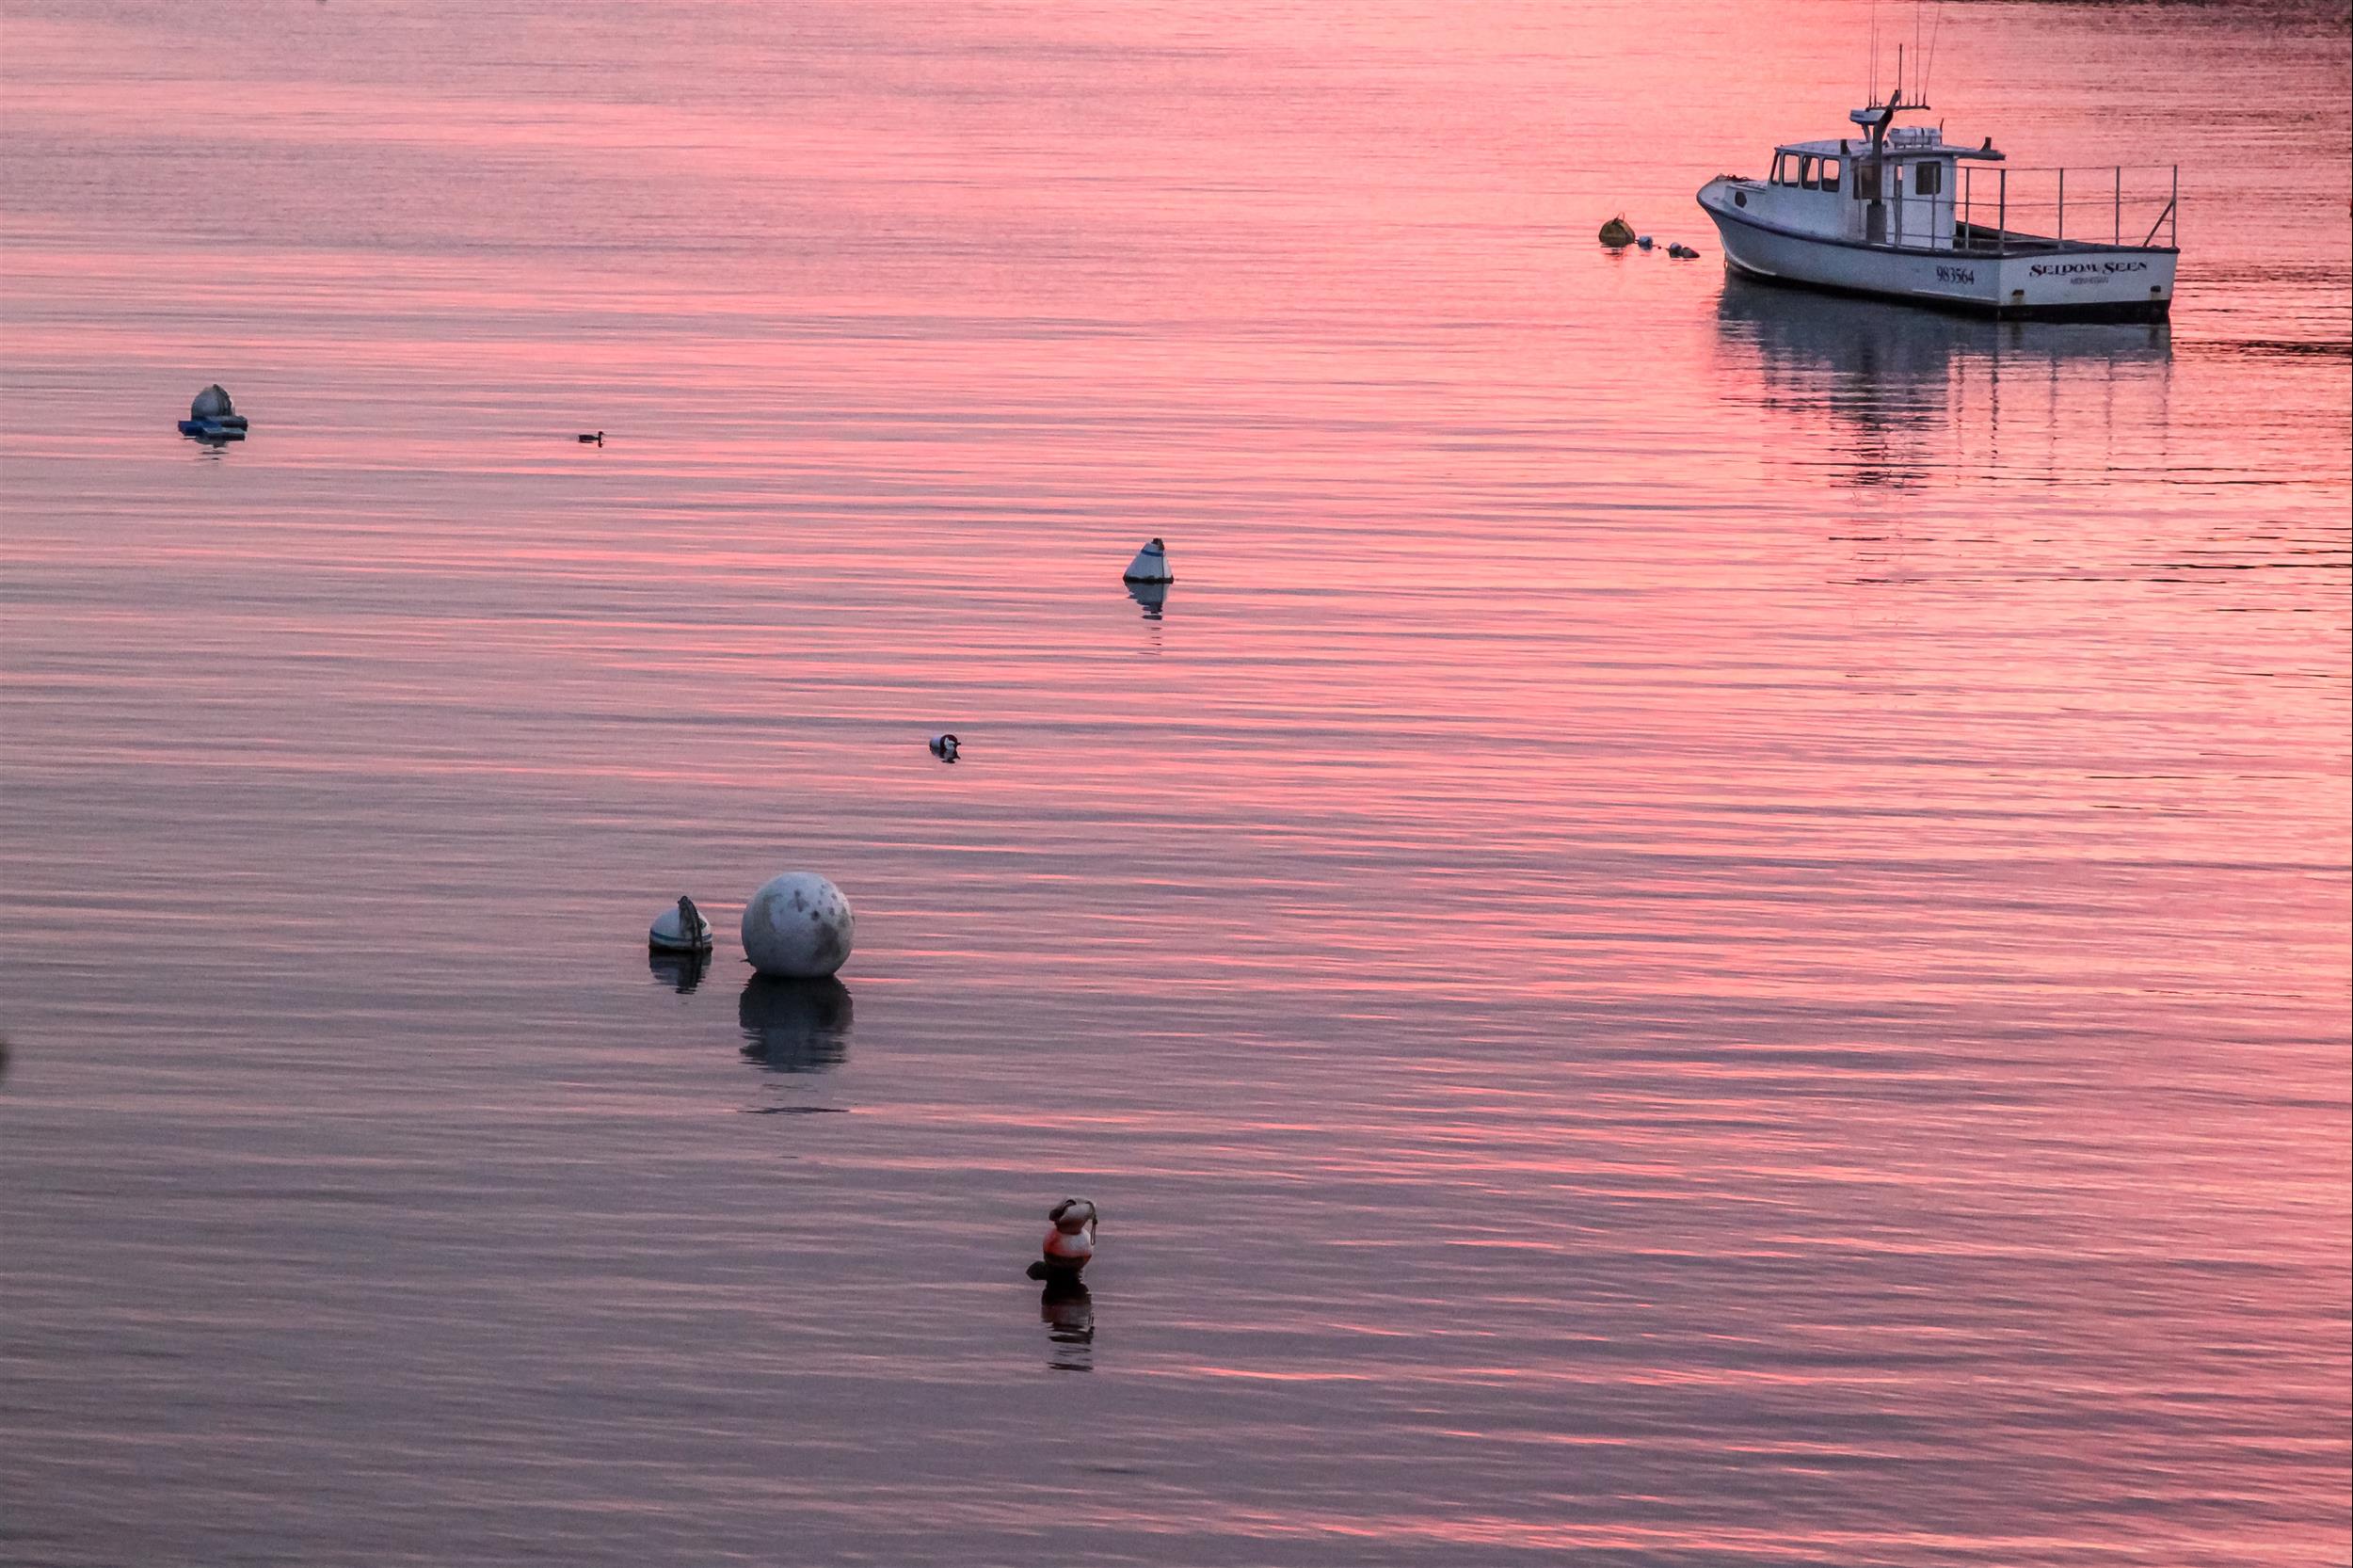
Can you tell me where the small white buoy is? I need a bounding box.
[741,872,855,979]
[1636,234,1655,250]
[649,894,713,953]
[1027,1197,1097,1279]
[929,732,960,762]
[1123,537,1173,584]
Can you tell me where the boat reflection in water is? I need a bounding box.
[1038,1277,1095,1372]
[647,946,712,995]
[1713,273,2173,490]
[737,976,853,1074]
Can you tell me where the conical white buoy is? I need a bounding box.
[1026,1197,1098,1279]
[648,894,714,952]
[741,872,855,979]
[929,732,960,762]
[1123,538,1173,584]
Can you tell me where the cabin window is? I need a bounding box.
[1913,161,1944,197]
[1769,152,1785,184]
[1798,156,1815,188]
[1815,156,1841,192]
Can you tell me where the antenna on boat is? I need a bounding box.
[1922,0,1945,106]
[1868,0,1879,104]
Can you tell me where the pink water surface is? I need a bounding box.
[3,3,2346,1563]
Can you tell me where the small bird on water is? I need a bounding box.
[1026,1197,1097,1280]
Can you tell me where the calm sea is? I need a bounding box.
[3,2,2346,1563]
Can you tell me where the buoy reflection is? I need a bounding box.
[647,946,712,994]
[1039,1277,1094,1372]
[737,975,853,1073]
[1126,580,1167,621]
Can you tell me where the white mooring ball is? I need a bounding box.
[741,872,856,979]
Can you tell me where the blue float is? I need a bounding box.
[179,384,248,441]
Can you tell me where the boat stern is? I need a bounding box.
[1988,247,2177,319]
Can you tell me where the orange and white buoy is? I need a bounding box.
[1028,1197,1097,1279]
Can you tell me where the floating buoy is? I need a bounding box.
[741,872,855,979]
[1667,243,1702,259]
[649,894,713,953]
[1598,216,1636,248]
[1025,1197,1097,1280]
[929,732,960,762]
[1124,537,1173,584]
[1636,234,1655,250]
[179,383,248,440]
[577,431,603,444]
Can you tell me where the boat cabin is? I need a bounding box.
[1739,120,1999,250]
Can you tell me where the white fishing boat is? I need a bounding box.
[1697,85,2178,320]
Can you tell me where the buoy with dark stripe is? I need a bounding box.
[1123,538,1173,584]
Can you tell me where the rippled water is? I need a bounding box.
[3,2,2347,1563]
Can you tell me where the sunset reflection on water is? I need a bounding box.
[1,0,2345,1563]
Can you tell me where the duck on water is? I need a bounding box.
[1696,76,2179,320]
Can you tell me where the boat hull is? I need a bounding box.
[1698,181,2175,320]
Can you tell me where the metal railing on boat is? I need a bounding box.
[1957,164,2179,254]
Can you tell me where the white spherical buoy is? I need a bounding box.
[741,872,856,979]
[1123,537,1173,584]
